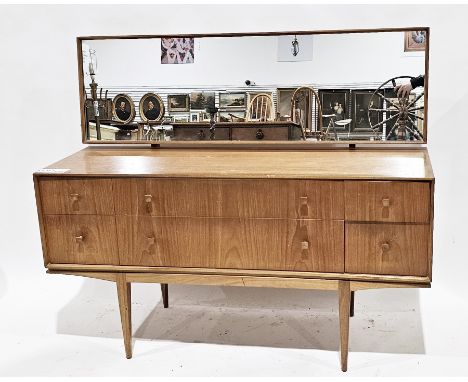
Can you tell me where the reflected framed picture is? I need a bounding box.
[112,93,135,124]
[219,93,246,109]
[319,90,349,128]
[404,30,426,52]
[190,112,200,122]
[190,92,215,110]
[173,115,190,123]
[139,93,164,122]
[168,94,189,112]
[277,88,296,119]
[351,90,383,131]
[219,111,245,122]
[161,37,194,64]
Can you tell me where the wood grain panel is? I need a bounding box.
[116,216,221,267]
[219,179,289,218]
[219,218,344,272]
[44,215,119,265]
[345,223,429,276]
[113,178,222,217]
[288,180,344,219]
[40,178,115,215]
[345,181,430,222]
[116,216,343,272]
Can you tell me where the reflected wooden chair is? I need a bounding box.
[290,86,322,140]
[246,93,275,122]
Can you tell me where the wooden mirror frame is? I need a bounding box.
[77,27,430,147]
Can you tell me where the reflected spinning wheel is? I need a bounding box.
[368,76,425,141]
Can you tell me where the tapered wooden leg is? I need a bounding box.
[116,273,132,359]
[350,291,355,317]
[161,283,169,308]
[338,280,351,372]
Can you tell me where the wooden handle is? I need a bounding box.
[301,241,309,250]
[300,196,308,205]
[75,235,84,243]
[144,194,153,213]
[381,198,390,207]
[147,236,155,245]
[70,193,80,201]
[381,242,390,252]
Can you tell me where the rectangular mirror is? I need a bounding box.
[78,28,428,145]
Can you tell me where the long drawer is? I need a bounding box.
[113,178,344,219]
[116,216,344,272]
[345,223,429,276]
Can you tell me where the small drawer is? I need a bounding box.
[345,181,430,223]
[173,127,230,141]
[39,178,115,215]
[231,127,289,141]
[345,223,429,276]
[44,215,119,265]
[287,180,344,220]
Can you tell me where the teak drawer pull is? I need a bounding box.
[147,236,155,245]
[301,241,309,250]
[70,193,80,201]
[75,235,84,243]
[381,242,390,252]
[144,194,153,213]
[300,196,308,205]
[381,198,390,207]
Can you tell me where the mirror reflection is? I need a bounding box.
[80,30,427,143]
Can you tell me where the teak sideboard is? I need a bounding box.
[33,147,434,372]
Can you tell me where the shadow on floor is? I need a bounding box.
[56,277,425,354]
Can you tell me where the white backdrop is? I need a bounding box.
[1,4,468,377]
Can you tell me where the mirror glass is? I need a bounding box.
[80,29,427,144]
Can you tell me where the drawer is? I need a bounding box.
[173,127,230,141]
[345,223,429,276]
[114,178,222,217]
[116,216,344,273]
[39,178,115,215]
[44,215,119,265]
[231,127,289,141]
[220,180,343,219]
[114,178,343,219]
[345,181,430,223]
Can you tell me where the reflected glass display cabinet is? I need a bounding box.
[34,27,434,372]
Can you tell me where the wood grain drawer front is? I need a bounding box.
[44,215,119,265]
[287,180,344,220]
[40,178,115,215]
[220,219,344,272]
[114,178,342,219]
[116,216,344,273]
[114,179,222,217]
[345,181,430,223]
[116,216,221,267]
[345,223,429,276]
[221,180,343,219]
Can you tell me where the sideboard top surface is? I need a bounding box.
[35,147,434,180]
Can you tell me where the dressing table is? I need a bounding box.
[34,28,433,372]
